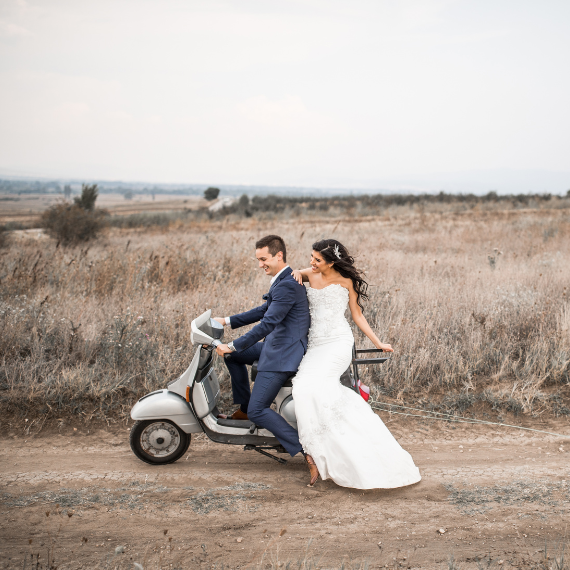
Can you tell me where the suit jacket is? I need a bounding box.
[230,270,310,372]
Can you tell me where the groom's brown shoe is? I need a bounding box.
[217,409,249,421]
[305,454,319,487]
[230,409,249,420]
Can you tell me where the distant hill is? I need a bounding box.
[1,168,569,197]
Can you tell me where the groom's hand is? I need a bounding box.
[213,317,227,326]
[216,344,232,357]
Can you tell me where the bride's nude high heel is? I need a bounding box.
[305,454,319,487]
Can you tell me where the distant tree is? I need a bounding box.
[124,191,134,200]
[204,187,220,201]
[63,185,72,200]
[238,194,252,217]
[74,184,98,211]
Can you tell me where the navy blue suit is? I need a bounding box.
[224,268,310,456]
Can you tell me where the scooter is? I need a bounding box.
[129,309,388,466]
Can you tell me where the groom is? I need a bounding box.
[214,235,310,457]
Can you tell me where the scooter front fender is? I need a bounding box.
[131,390,203,434]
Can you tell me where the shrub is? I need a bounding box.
[41,204,106,244]
[204,187,220,201]
[124,190,134,200]
[108,210,189,229]
[41,183,105,244]
[0,224,6,248]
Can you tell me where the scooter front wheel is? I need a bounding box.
[130,419,191,465]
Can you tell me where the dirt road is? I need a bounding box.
[1,415,569,569]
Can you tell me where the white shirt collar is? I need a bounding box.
[270,265,290,285]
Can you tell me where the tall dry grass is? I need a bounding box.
[1,208,569,421]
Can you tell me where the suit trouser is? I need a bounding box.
[223,342,262,408]
[223,343,303,457]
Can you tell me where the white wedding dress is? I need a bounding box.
[292,284,422,489]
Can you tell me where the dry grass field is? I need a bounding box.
[1,204,569,423]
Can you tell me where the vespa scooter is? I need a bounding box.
[129,309,387,465]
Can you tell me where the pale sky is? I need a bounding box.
[1,0,569,192]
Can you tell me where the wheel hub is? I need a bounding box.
[140,422,180,457]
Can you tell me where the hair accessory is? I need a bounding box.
[333,244,341,259]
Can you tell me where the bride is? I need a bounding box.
[291,239,421,490]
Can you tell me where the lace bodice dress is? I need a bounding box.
[292,284,421,489]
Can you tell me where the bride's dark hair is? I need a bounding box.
[312,239,369,311]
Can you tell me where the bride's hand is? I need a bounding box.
[291,269,304,285]
[378,342,394,352]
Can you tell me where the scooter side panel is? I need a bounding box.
[131,390,203,434]
[167,350,201,398]
[274,386,292,413]
[193,370,220,419]
[278,395,297,430]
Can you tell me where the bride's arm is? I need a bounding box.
[347,285,393,352]
[291,268,312,284]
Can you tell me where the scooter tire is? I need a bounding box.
[130,419,191,465]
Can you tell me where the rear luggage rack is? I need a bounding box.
[351,346,389,384]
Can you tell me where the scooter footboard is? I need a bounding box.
[131,390,203,434]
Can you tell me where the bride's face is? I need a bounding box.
[310,250,333,273]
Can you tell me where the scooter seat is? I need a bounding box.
[251,361,295,388]
[216,418,254,429]
[282,376,294,388]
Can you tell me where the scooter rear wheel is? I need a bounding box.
[130,419,191,465]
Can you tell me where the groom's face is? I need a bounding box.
[256,247,283,277]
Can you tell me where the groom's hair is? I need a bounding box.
[255,235,287,262]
